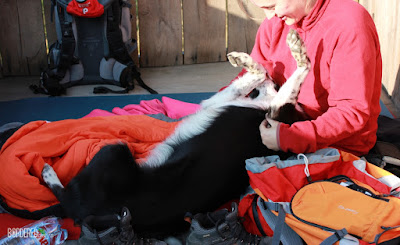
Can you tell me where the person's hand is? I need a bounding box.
[259,118,280,151]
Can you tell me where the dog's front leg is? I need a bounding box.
[268,29,310,119]
[42,163,65,201]
[201,52,267,108]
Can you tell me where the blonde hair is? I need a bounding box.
[236,0,265,20]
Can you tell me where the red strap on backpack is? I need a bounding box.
[67,0,104,18]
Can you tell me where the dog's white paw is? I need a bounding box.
[286,29,310,69]
[42,163,63,188]
[227,52,266,75]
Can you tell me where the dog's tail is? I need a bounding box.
[42,163,65,201]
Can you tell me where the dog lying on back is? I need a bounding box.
[41,29,310,238]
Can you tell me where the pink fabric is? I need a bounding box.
[84,96,201,119]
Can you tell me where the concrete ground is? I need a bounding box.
[0,62,240,102]
[0,61,398,117]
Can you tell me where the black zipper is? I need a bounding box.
[326,175,389,202]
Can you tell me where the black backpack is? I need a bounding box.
[30,0,157,96]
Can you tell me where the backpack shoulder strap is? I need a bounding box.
[56,5,76,79]
[255,196,303,245]
[104,1,158,94]
[251,195,268,237]
[32,2,76,96]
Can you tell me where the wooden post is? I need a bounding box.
[0,0,47,76]
[183,0,226,64]
[137,0,183,67]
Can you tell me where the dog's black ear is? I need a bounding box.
[93,144,136,167]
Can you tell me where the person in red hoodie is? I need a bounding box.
[243,0,382,156]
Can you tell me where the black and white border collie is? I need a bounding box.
[41,29,310,238]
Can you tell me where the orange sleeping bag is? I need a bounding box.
[0,115,178,212]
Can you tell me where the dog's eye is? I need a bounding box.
[248,89,260,99]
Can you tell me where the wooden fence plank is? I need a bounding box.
[18,0,48,75]
[376,1,399,97]
[0,1,26,76]
[359,0,400,109]
[227,0,265,54]
[183,0,226,64]
[375,1,400,108]
[137,0,182,67]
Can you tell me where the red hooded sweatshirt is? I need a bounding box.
[248,0,382,156]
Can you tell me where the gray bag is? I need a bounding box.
[31,0,157,96]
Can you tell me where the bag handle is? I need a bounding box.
[56,0,117,8]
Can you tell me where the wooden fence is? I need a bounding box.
[0,0,264,76]
[358,0,400,108]
[0,0,399,106]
